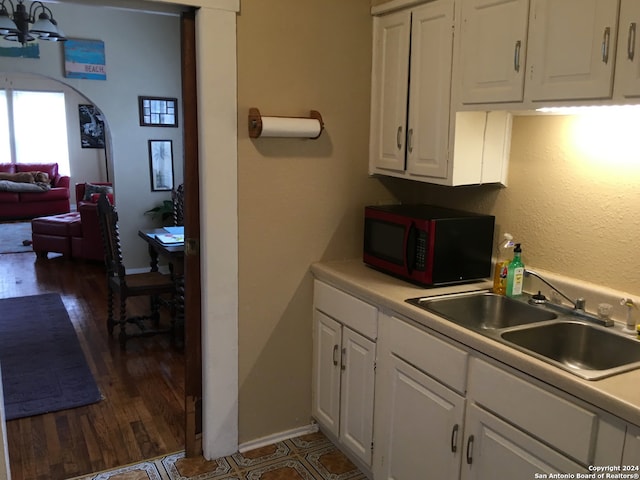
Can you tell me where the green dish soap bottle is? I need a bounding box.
[506,243,524,298]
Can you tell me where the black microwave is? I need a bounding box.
[363,204,495,286]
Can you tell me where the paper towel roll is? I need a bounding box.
[259,116,322,138]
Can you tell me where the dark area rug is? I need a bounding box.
[0,220,33,254]
[0,293,102,420]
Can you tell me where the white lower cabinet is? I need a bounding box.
[312,279,636,479]
[339,325,376,463]
[372,312,627,479]
[623,424,640,463]
[374,355,465,479]
[461,403,585,479]
[312,281,377,470]
[373,313,468,479]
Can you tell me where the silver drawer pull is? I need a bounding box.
[451,424,459,453]
[514,40,521,72]
[629,22,637,61]
[466,435,474,464]
[602,26,611,64]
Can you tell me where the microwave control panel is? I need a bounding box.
[414,229,427,271]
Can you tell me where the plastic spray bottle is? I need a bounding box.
[493,233,514,295]
[506,243,525,298]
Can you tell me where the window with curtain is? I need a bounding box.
[0,89,70,175]
[0,90,10,163]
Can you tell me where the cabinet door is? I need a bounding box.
[370,10,410,172]
[312,311,341,437]
[374,355,465,480]
[339,327,376,467]
[405,0,454,179]
[527,0,618,101]
[615,0,640,98]
[460,404,586,480]
[459,0,529,104]
[623,425,640,464]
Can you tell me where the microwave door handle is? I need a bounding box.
[406,223,417,275]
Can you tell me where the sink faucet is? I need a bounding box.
[523,269,585,310]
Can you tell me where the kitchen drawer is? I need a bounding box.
[388,315,468,394]
[313,280,377,340]
[468,357,597,464]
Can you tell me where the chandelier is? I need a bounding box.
[0,0,66,45]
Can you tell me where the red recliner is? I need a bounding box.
[70,182,114,262]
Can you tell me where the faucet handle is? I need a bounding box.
[575,298,586,311]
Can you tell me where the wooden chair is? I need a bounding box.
[172,183,185,226]
[96,193,176,349]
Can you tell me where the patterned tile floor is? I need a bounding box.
[69,431,368,480]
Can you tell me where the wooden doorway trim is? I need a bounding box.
[181,9,203,458]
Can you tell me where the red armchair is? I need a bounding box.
[70,182,114,262]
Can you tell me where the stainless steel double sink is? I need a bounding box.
[406,291,640,380]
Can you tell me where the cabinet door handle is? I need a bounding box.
[341,347,346,371]
[628,22,637,61]
[513,40,521,72]
[407,128,414,153]
[465,435,474,464]
[450,424,459,453]
[602,26,611,64]
[332,344,339,366]
[396,126,403,150]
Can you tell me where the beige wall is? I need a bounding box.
[237,0,640,445]
[236,0,395,443]
[382,113,640,295]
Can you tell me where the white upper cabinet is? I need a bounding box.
[370,1,454,179]
[459,0,530,104]
[369,10,411,172]
[405,1,455,179]
[526,0,619,102]
[614,0,640,99]
[370,0,512,186]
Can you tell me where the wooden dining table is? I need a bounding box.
[138,228,185,347]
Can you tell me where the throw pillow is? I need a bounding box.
[83,183,113,201]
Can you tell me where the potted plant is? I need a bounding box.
[144,200,174,226]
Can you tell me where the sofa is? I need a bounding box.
[0,163,70,220]
[31,182,113,261]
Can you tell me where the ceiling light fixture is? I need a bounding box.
[0,0,66,46]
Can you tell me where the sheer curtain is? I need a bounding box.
[0,90,70,175]
[0,91,10,163]
[12,91,70,176]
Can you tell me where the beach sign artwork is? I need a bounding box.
[0,37,39,58]
[64,39,106,80]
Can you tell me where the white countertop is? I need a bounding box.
[311,259,640,427]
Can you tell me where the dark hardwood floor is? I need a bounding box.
[1,251,185,480]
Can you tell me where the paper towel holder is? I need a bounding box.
[248,107,324,139]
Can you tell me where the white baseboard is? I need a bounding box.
[238,422,319,453]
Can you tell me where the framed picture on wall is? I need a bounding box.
[139,96,178,127]
[148,140,174,191]
[78,104,106,148]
